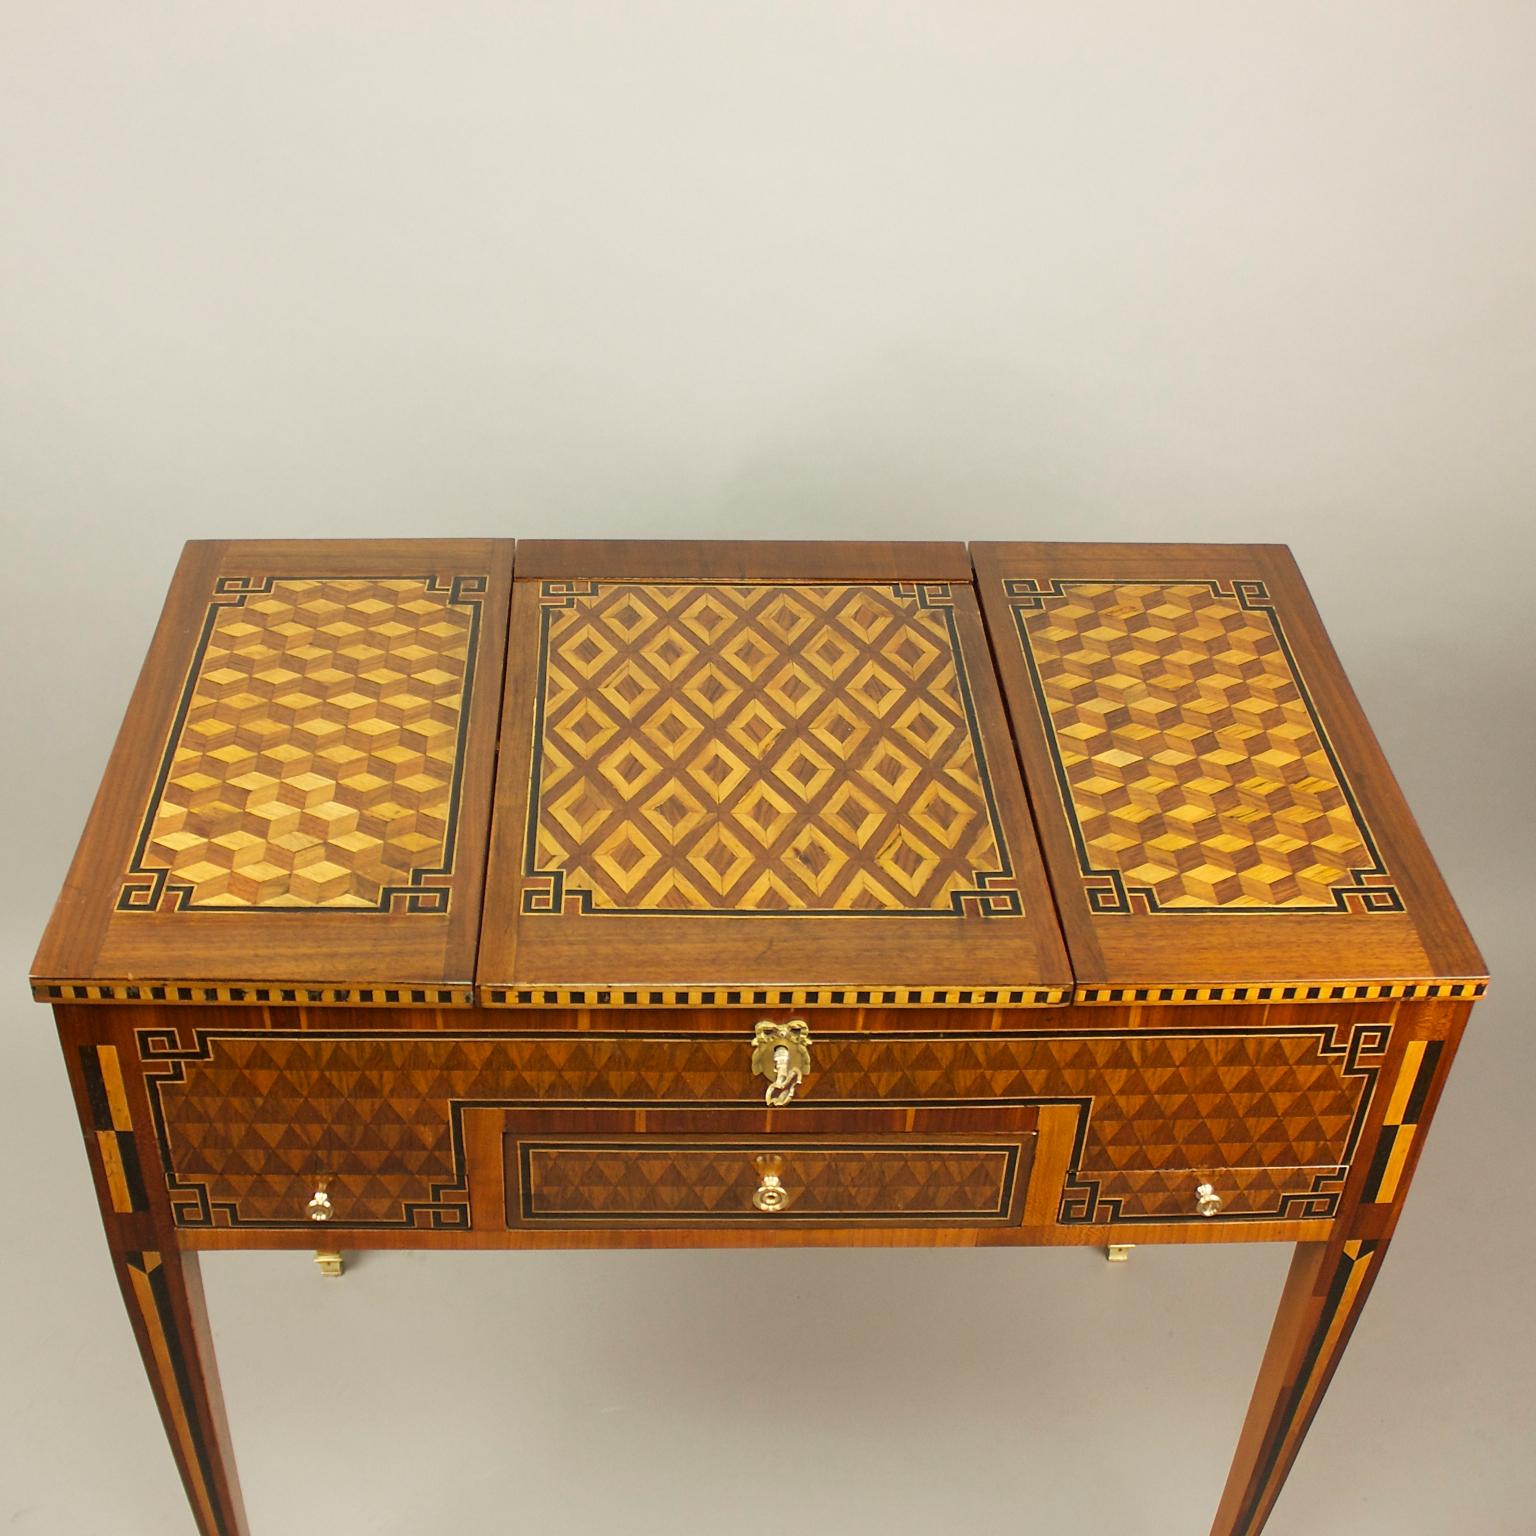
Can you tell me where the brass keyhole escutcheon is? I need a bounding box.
[751,1021,812,1107]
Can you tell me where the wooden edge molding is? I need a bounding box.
[30,982,1072,1008]
[32,980,476,1007]
[33,978,1486,1008]
[1072,979,1488,1006]
[479,985,1074,1008]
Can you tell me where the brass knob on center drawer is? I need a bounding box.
[752,1155,792,1213]
[306,1180,334,1223]
[1195,1182,1223,1218]
[751,1020,812,1107]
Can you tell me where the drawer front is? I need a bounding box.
[137,1020,1385,1229]
[1063,1166,1348,1226]
[510,1136,1030,1227]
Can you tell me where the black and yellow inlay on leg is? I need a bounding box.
[79,1044,148,1213]
[1232,1238,1382,1536]
[1362,1040,1444,1204]
[123,1252,228,1536]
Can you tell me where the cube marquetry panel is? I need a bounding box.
[1002,577,1398,915]
[122,574,483,913]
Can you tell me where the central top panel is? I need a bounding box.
[480,542,1069,1006]
[529,579,1011,916]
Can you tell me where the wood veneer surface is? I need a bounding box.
[480,541,1069,1001]
[972,541,1487,1000]
[33,539,513,997]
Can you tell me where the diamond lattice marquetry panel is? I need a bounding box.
[1009,579,1398,914]
[521,1144,1014,1220]
[526,582,1016,915]
[123,577,477,911]
[143,1024,1383,1227]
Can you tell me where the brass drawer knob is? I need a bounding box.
[752,1020,812,1107]
[306,1181,334,1223]
[1196,1182,1223,1218]
[752,1155,792,1213]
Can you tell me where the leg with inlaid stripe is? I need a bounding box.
[60,1016,250,1536]
[1209,1235,1387,1536]
[111,1248,250,1536]
[1209,1004,1467,1535]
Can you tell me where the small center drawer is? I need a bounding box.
[484,1106,1039,1230]
[512,1138,1030,1227]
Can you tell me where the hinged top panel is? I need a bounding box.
[973,541,1487,1005]
[480,541,1070,1006]
[32,539,513,1005]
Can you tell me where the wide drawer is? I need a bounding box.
[135,1020,1385,1230]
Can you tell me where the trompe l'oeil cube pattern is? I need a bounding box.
[1009,580,1398,914]
[124,577,475,910]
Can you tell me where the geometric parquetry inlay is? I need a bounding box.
[138,1022,1386,1228]
[524,581,1020,916]
[1077,1164,1347,1223]
[119,574,486,914]
[517,1141,1019,1222]
[1005,577,1402,915]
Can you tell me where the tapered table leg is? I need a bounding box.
[1212,1002,1469,1534]
[1209,1234,1388,1536]
[110,1247,251,1536]
[60,1013,251,1536]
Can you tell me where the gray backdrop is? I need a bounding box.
[2,5,1531,1533]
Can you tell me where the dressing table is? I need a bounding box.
[33,537,1485,1535]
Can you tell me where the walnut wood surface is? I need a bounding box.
[514,539,975,583]
[480,542,1069,999]
[972,541,1487,999]
[33,539,513,998]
